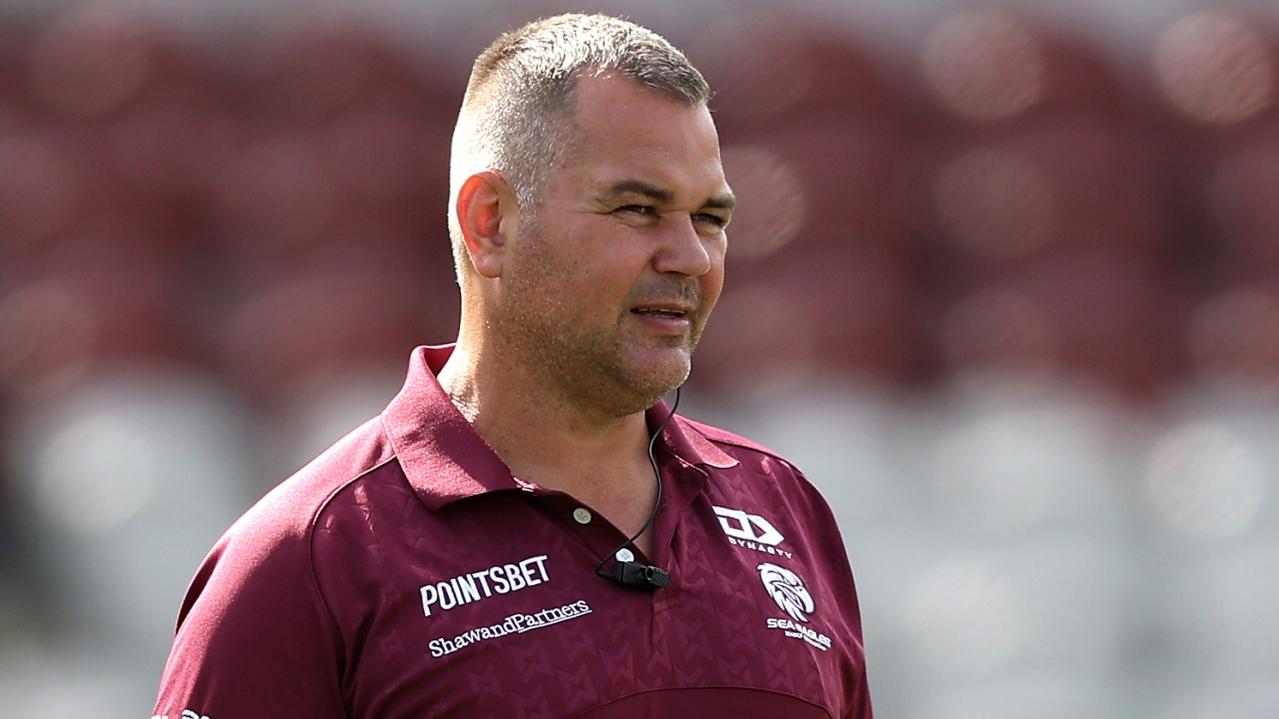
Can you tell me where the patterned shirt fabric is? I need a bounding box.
[153,345,872,718]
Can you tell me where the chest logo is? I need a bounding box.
[714,506,784,545]
[714,505,796,560]
[428,599,592,658]
[758,562,832,651]
[758,562,814,622]
[419,554,550,618]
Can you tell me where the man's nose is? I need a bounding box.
[653,214,713,277]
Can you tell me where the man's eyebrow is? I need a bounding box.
[703,192,736,211]
[603,180,674,203]
[603,180,737,211]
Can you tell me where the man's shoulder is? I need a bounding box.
[171,415,403,630]
[677,415,799,469]
[224,416,401,548]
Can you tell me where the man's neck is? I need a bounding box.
[436,342,658,524]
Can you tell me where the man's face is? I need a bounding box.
[494,74,733,414]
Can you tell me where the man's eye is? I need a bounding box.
[617,205,656,216]
[695,213,727,228]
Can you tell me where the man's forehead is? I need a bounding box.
[570,76,718,150]
[553,75,730,199]
[561,146,731,206]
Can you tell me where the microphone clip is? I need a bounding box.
[599,561,670,590]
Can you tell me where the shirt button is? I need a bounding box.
[572,507,593,525]
[615,548,635,562]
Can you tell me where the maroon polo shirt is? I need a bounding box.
[153,345,871,718]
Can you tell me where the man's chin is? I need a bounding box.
[620,349,693,400]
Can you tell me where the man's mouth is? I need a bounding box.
[629,304,695,334]
[631,307,688,319]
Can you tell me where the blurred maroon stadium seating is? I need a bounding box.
[0,3,1276,403]
[7,8,1279,718]
[915,10,1125,126]
[691,13,899,136]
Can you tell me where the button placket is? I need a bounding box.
[536,494,646,573]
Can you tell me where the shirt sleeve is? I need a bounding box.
[153,510,348,718]
[785,461,875,719]
[842,661,874,719]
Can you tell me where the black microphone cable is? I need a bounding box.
[595,386,681,588]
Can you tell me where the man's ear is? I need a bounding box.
[456,171,520,279]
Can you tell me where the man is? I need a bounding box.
[154,14,871,718]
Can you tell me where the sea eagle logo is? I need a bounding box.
[757,562,815,623]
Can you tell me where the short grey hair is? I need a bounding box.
[448,14,710,279]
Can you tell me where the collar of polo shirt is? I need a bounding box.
[381,344,739,512]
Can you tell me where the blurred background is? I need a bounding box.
[1,0,1278,716]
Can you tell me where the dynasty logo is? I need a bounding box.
[713,506,794,560]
